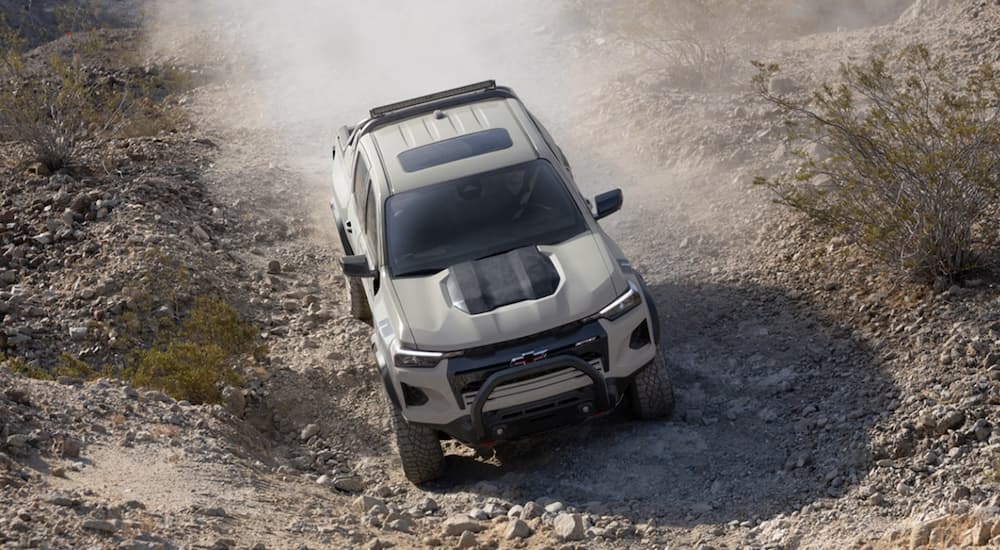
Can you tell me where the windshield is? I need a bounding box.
[384,160,588,277]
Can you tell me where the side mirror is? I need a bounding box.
[594,189,623,220]
[342,255,377,278]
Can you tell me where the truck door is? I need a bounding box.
[346,149,372,258]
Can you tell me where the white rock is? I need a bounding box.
[483,502,506,517]
[455,530,477,549]
[553,513,586,541]
[352,495,384,513]
[300,423,320,441]
[520,501,542,520]
[504,519,532,539]
[544,501,565,514]
[442,515,484,536]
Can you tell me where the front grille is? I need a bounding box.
[461,358,601,409]
[461,320,585,358]
[447,319,608,409]
[456,350,602,396]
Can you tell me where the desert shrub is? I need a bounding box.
[123,296,261,404]
[753,44,1000,283]
[3,354,50,380]
[0,21,130,170]
[0,18,192,169]
[53,352,103,380]
[6,263,259,402]
[181,296,261,359]
[53,1,105,34]
[129,342,239,404]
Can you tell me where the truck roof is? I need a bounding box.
[370,97,539,193]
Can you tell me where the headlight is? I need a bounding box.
[597,281,642,321]
[392,342,461,368]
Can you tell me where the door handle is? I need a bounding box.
[345,221,353,234]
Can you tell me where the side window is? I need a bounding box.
[364,183,378,255]
[352,153,370,204]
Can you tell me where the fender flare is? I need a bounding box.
[374,343,401,410]
[329,202,355,256]
[637,276,662,345]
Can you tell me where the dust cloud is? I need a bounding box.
[782,0,914,33]
[144,0,919,213]
[148,0,579,150]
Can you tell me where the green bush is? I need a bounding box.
[53,352,103,380]
[3,354,50,380]
[182,297,260,358]
[129,342,240,404]
[5,295,261,405]
[1,22,118,170]
[123,296,261,404]
[753,44,1000,283]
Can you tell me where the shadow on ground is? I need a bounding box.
[429,278,894,527]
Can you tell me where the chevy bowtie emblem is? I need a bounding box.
[511,350,548,367]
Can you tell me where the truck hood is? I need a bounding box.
[389,232,619,350]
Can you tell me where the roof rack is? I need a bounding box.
[369,80,497,118]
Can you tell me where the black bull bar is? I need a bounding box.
[468,355,611,442]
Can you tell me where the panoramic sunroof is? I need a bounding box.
[397,128,513,172]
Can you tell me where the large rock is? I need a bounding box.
[504,519,532,540]
[553,513,586,541]
[455,531,477,549]
[936,409,965,434]
[352,495,384,513]
[520,501,542,520]
[442,515,484,537]
[300,423,320,441]
[332,474,365,493]
[81,519,118,533]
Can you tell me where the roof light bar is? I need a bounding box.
[369,80,497,118]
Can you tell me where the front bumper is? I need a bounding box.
[392,300,656,445]
[467,355,610,442]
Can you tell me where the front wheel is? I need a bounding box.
[387,397,444,484]
[629,349,675,420]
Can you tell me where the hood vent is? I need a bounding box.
[445,246,560,314]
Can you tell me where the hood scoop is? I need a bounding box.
[445,246,560,315]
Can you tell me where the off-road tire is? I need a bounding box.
[345,276,372,325]
[387,400,444,484]
[629,349,675,420]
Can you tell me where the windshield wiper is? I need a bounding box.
[395,267,447,278]
[474,244,528,262]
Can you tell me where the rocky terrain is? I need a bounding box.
[4,0,1000,549]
